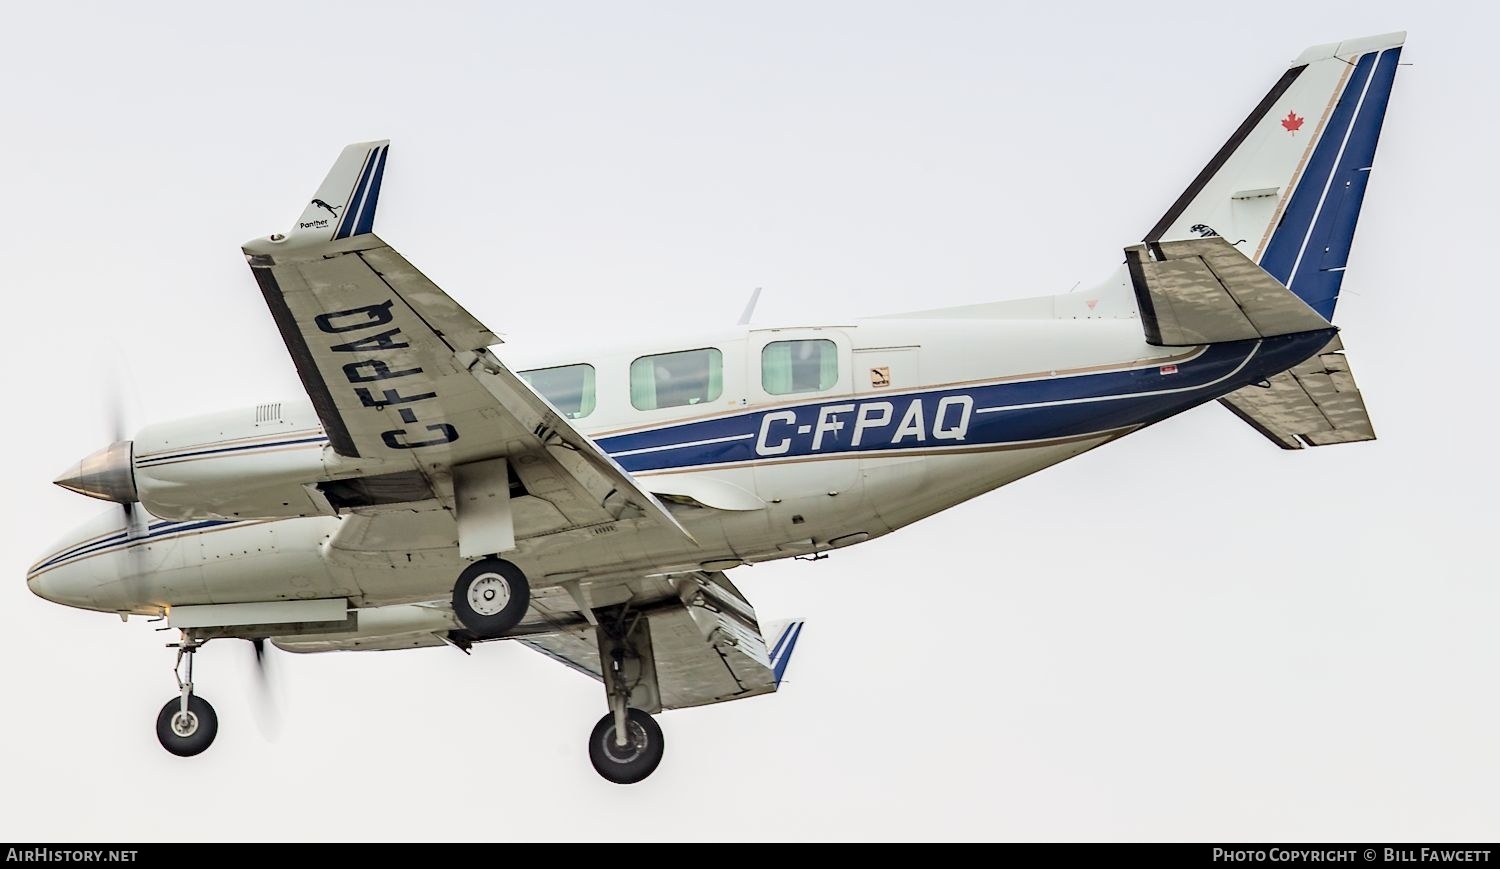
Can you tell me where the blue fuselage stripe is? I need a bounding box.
[597,332,1331,473]
[35,519,237,571]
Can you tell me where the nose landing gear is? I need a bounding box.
[155,636,218,757]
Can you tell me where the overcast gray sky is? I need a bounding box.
[2,1,1493,842]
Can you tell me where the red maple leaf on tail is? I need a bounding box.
[1281,110,1305,134]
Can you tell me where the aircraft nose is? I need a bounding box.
[54,440,138,504]
[27,545,110,611]
[26,511,133,612]
[26,559,64,605]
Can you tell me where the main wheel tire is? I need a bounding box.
[588,708,665,785]
[155,695,218,757]
[451,558,530,639]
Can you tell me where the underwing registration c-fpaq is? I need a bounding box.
[30,32,1404,784]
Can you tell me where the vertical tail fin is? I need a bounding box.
[1146,33,1404,320]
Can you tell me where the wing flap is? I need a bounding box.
[518,571,789,711]
[358,246,498,352]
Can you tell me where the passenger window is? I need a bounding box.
[519,363,596,419]
[762,339,837,395]
[630,348,723,410]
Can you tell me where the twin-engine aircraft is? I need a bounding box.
[30,33,1403,783]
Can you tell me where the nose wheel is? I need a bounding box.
[156,638,218,757]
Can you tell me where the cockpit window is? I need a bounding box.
[519,363,596,419]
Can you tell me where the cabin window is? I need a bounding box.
[762,339,838,395]
[630,348,723,410]
[519,363,597,419]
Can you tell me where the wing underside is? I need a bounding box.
[521,572,797,711]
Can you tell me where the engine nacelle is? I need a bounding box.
[133,400,338,521]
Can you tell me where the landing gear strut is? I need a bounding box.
[588,606,665,784]
[155,636,218,757]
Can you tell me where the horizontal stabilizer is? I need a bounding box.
[1219,336,1375,449]
[1126,237,1332,346]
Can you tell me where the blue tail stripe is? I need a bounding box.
[334,147,380,240]
[769,621,795,661]
[352,145,387,236]
[772,622,803,685]
[1259,51,1376,289]
[1260,47,1401,321]
[333,149,374,238]
[1285,48,1402,318]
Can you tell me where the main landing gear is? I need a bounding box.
[451,558,530,639]
[589,606,665,784]
[155,637,218,757]
[590,704,664,785]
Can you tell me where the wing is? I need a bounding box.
[243,142,691,553]
[520,571,805,711]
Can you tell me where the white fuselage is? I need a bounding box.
[30,279,1316,623]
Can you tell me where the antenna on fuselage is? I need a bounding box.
[737,287,762,326]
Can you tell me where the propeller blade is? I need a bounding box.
[248,638,284,741]
[106,389,126,447]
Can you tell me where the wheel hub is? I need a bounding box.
[601,721,649,764]
[171,710,199,738]
[467,573,512,616]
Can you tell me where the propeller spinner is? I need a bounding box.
[53,440,138,504]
